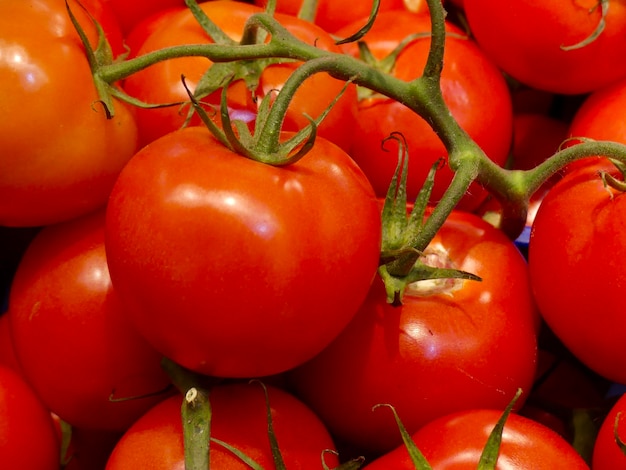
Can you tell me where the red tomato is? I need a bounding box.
[104,126,381,378]
[106,382,340,469]
[337,11,513,211]
[102,0,190,35]
[288,209,538,458]
[0,365,60,470]
[464,0,626,94]
[528,161,626,384]
[8,210,171,432]
[365,408,589,469]
[0,314,20,372]
[0,0,138,227]
[593,393,626,469]
[253,0,406,33]
[566,76,626,172]
[122,0,358,151]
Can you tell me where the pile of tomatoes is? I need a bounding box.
[3,0,626,468]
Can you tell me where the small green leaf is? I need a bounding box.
[477,388,523,470]
[373,403,433,470]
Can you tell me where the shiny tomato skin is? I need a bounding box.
[105,382,340,469]
[8,210,171,432]
[0,365,60,470]
[592,393,626,470]
[288,209,538,457]
[253,0,406,33]
[122,0,358,151]
[529,162,626,384]
[337,11,512,211]
[365,409,589,469]
[105,126,381,378]
[0,0,138,227]
[464,0,626,95]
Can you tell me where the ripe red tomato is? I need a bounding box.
[253,0,406,33]
[102,0,190,35]
[566,76,626,172]
[288,209,538,458]
[593,393,626,469]
[0,365,60,470]
[0,0,138,227]
[464,0,626,94]
[122,0,358,151]
[105,126,381,378]
[528,161,626,384]
[365,408,589,469]
[337,10,513,211]
[106,382,340,469]
[8,210,171,432]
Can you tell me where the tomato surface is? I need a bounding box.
[337,10,513,211]
[566,76,626,172]
[253,0,406,33]
[0,0,138,227]
[104,126,381,378]
[8,210,171,431]
[364,408,589,469]
[105,382,340,469]
[0,365,60,470]
[122,0,358,151]
[288,209,538,458]
[528,161,626,384]
[464,0,626,94]
[592,392,626,470]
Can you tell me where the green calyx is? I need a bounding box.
[378,133,481,306]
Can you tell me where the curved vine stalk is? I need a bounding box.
[90,0,626,244]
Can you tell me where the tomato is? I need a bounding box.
[593,392,626,469]
[122,0,358,151]
[336,10,513,211]
[0,314,20,372]
[8,209,171,432]
[566,76,626,172]
[0,0,138,227]
[464,0,626,95]
[102,0,191,35]
[288,209,538,458]
[106,382,340,469]
[253,0,406,33]
[104,126,381,378]
[528,161,626,384]
[364,408,589,469]
[0,364,60,470]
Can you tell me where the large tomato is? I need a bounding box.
[105,382,340,469]
[364,408,589,469]
[7,210,171,431]
[464,0,626,94]
[528,161,626,384]
[337,10,513,211]
[104,126,381,378]
[288,209,538,458]
[121,0,358,151]
[0,0,138,227]
[0,365,60,470]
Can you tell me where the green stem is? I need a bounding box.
[182,387,212,470]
